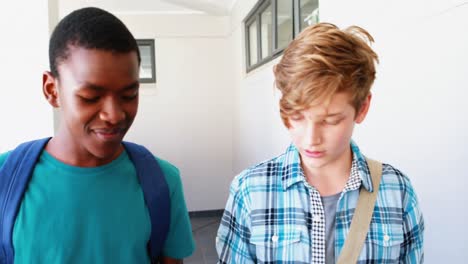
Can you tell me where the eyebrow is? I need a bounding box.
[80,81,139,92]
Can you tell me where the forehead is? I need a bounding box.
[304,92,354,116]
[57,46,139,84]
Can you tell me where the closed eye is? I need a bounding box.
[79,96,100,103]
[289,114,304,121]
[323,118,342,125]
[122,92,138,101]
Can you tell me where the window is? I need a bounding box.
[299,0,319,31]
[276,1,293,50]
[247,21,258,66]
[136,39,156,83]
[244,0,319,72]
[260,3,273,59]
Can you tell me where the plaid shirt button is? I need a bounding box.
[313,215,322,222]
[271,235,279,242]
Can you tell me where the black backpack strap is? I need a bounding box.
[122,142,171,262]
[0,138,51,264]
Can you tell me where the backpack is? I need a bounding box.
[0,138,170,264]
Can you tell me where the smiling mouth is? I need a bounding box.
[92,128,126,141]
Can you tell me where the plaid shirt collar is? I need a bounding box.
[280,140,374,192]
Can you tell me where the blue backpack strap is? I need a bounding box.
[122,142,170,262]
[0,137,51,264]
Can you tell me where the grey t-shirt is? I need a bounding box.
[321,192,341,264]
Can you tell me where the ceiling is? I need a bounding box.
[66,0,237,15]
[162,0,236,15]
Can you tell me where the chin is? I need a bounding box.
[302,159,327,169]
[91,143,123,159]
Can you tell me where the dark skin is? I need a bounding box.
[42,46,183,263]
[43,46,139,166]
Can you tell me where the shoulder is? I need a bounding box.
[229,153,287,201]
[153,156,183,194]
[379,162,420,207]
[380,163,414,189]
[0,138,52,168]
[0,151,11,168]
[155,157,180,179]
[236,154,285,184]
[123,142,182,192]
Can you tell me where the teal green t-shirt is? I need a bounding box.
[0,149,195,264]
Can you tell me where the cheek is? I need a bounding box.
[64,100,100,125]
[124,102,138,120]
[288,124,305,144]
[329,123,355,146]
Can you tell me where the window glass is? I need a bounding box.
[300,0,319,31]
[277,1,293,49]
[260,4,273,59]
[248,21,258,66]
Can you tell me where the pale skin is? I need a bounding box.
[287,92,371,196]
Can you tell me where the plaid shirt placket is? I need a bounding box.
[342,158,362,193]
[303,182,326,264]
[302,158,361,264]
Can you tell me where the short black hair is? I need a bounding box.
[49,7,140,77]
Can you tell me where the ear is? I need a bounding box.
[355,93,372,124]
[43,71,60,108]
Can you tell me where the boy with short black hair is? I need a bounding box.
[216,23,424,263]
[0,7,194,264]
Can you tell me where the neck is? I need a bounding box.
[45,132,122,167]
[302,146,353,196]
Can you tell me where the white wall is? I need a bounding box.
[116,14,235,212]
[231,0,468,262]
[229,0,290,175]
[0,1,56,153]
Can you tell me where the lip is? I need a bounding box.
[303,149,325,158]
[92,128,125,142]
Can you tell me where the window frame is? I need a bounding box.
[245,15,259,70]
[136,39,156,83]
[244,0,319,73]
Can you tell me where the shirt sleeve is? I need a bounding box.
[156,157,195,259]
[399,179,425,263]
[216,173,255,264]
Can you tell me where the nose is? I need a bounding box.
[99,98,125,124]
[305,122,322,146]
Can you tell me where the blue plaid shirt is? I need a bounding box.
[216,141,424,263]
